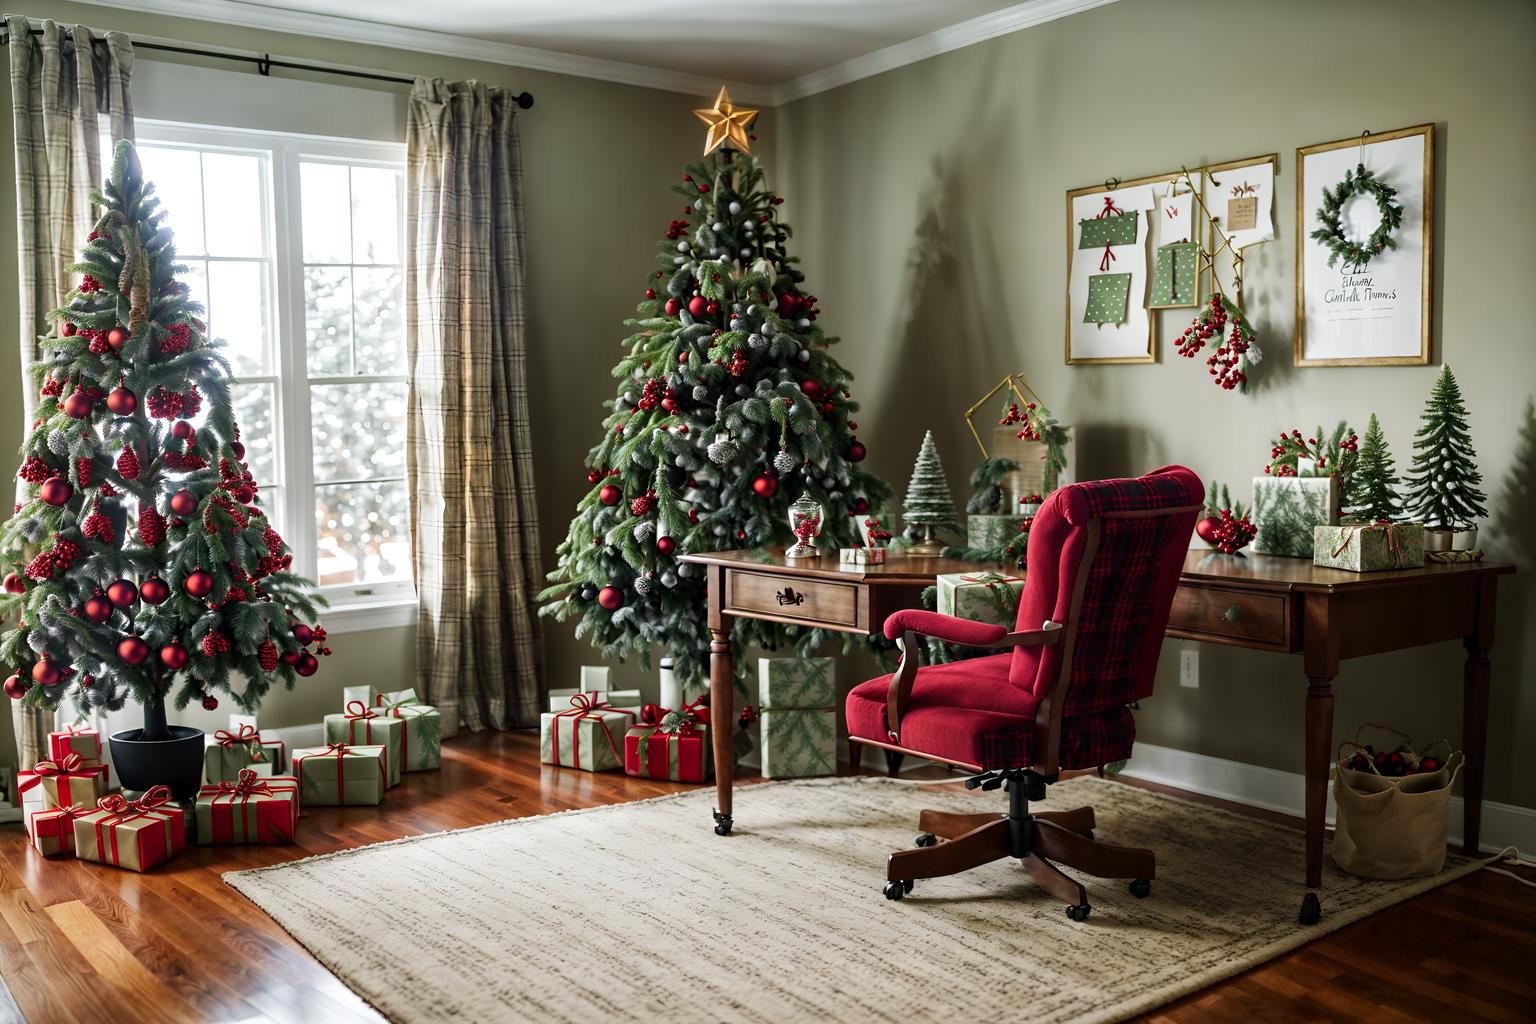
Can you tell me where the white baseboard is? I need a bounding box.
[1121,742,1536,863]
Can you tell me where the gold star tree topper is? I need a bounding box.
[693,87,759,155]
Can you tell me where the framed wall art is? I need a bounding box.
[1295,124,1434,366]
[1065,173,1173,364]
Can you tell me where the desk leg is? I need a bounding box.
[710,627,734,836]
[1462,639,1490,855]
[1304,677,1334,890]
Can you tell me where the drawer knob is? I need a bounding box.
[776,586,805,607]
[1223,602,1242,623]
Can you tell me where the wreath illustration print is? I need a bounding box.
[1311,163,1405,273]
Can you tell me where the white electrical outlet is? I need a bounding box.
[1179,645,1200,688]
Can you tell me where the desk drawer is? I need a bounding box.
[1168,586,1288,646]
[726,570,861,628]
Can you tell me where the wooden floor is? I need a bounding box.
[1,731,1532,1024]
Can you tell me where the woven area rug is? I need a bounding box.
[225,776,1475,1024]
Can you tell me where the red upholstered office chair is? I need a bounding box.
[845,466,1203,919]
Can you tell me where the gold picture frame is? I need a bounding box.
[1200,152,1280,304]
[1065,172,1174,365]
[1295,123,1434,366]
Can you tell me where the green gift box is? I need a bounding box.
[195,771,299,845]
[936,572,1025,628]
[347,686,443,773]
[204,724,282,784]
[1078,210,1139,248]
[967,514,1028,550]
[1313,522,1425,572]
[757,657,837,779]
[1150,240,1200,307]
[540,698,635,772]
[324,701,404,787]
[290,744,388,806]
[1252,476,1339,557]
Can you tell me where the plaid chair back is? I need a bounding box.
[1008,466,1203,717]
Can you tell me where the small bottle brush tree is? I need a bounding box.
[902,431,959,553]
[538,139,892,690]
[1405,365,1487,529]
[0,142,328,740]
[1342,413,1402,523]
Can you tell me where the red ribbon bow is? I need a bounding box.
[551,693,633,766]
[217,768,272,798]
[62,722,94,736]
[344,699,377,721]
[1096,196,1123,218]
[33,752,85,776]
[214,723,262,748]
[46,803,89,823]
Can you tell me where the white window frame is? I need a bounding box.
[137,119,415,634]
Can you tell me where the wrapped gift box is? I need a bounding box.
[195,770,300,845]
[547,688,642,714]
[935,572,1026,628]
[758,658,838,778]
[291,744,389,806]
[839,547,886,565]
[623,709,711,783]
[1313,522,1426,572]
[27,803,89,857]
[541,697,634,772]
[18,754,109,810]
[47,723,102,763]
[370,690,443,773]
[228,714,286,772]
[1252,476,1339,558]
[324,702,404,787]
[73,789,185,872]
[967,514,1028,550]
[204,724,284,784]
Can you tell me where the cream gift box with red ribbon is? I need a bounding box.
[195,769,300,844]
[27,803,90,856]
[204,724,284,784]
[290,743,388,806]
[540,694,636,772]
[18,753,109,810]
[324,701,404,787]
[72,787,186,872]
[935,571,1026,629]
[344,686,443,772]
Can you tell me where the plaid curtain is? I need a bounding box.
[5,16,132,767]
[405,79,543,734]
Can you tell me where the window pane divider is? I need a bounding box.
[307,374,407,386]
[314,475,407,488]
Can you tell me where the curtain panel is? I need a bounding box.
[405,78,543,734]
[5,15,133,767]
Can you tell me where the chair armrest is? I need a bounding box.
[882,609,1006,646]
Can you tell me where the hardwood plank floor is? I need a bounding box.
[1,730,1531,1023]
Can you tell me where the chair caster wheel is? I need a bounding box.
[713,813,732,836]
[1129,878,1151,898]
[1065,903,1091,922]
[1299,892,1321,925]
[883,880,913,901]
[914,832,936,848]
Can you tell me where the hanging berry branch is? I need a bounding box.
[1175,293,1262,392]
[1264,422,1359,481]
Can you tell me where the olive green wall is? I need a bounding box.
[0,0,715,760]
[773,0,1536,809]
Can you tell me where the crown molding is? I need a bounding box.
[67,0,770,101]
[770,0,1122,104]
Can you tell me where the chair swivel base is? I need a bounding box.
[880,769,1154,920]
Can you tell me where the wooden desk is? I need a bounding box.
[681,546,1514,919]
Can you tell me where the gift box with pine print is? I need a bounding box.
[967,514,1029,550]
[27,803,89,857]
[366,688,444,773]
[18,753,109,810]
[324,701,405,787]
[204,723,283,784]
[541,696,635,772]
[290,743,389,806]
[47,723,102,763]
[623,707,712,783]
[195,770,300,844]
[1313,522,1426,572]
[757,657,838,779]
[935,572,1026,628]
[72,788,186,872]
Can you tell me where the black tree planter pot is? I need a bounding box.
[110,725,205,800]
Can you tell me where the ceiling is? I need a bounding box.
[100,0,1117,101]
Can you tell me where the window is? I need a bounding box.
[134,123,413,627]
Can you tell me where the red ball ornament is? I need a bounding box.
[84,595,114,623]
[799,379,821,400]
[664,298,682,317]
[1195,516,1221,544]
[32,659,62,686]
[105,579,138,608]
[106,387,137,415]
[597,585,624,610]
[185,569,215,598]
[292,623,315,646]
[295,652,319,677]
[106,326,129,351]
[60,322,78,338]
[688,296,709,318]
[118,636,150,665]
[139,577,170,605]
[3,572,23,594]
[282,651,301,665]
[171,420,195,440]
[645,288,656,299]
[598,484,622,506]
[656,536,676,556]
[39,478,73,506]
[62,392,94,419]
[3,674,30,700]
[853,497,871,514]
[751,473,779,498]
[846,440,867,463]
[169,489,198,516]
[231,441,246,459]
[202,694,220,711]
[159,643,189,670]
[586,470,602,483]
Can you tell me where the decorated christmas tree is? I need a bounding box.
[0,141,328,739]
[538,91,892,688]
[1342,413,1402,522]
[902,430,959,554]
[1405,366,1487,528]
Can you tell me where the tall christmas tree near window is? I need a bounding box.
[0,142,328,770]
[539,91,892,688]
[1405,365,1487,533]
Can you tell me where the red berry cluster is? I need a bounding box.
[775,292,819,321]
[1017,493,1043,506]
[145,385,202,420]
[162,450,209,471]
[1176,295,1254,391]
[116,446,141,480]
[1346,745,1444,778]
[727,350,749,377]
[25,539,79,581]
[219,457,258,504]
[40,376,64,398]
[637,377,664,411]
[159,322,192,355]
[203,494,250,535]
[1209,510,1258,555]
[86,329,112,354]
[255,525,293,579]
[1264,429,1358,477]
[17,457,57,483]
[78,274,103,293]
[665,219,690,240]
[199,631,231,657]
[137,505,166,547]
[629,490,657,516]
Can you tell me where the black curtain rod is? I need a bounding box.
[2,27,534,109]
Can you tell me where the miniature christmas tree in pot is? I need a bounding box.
[0,142,328,799]
[902,431,959,556]
[1405,366,1486,551]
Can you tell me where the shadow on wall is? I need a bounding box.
[1487,396,1533,713]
